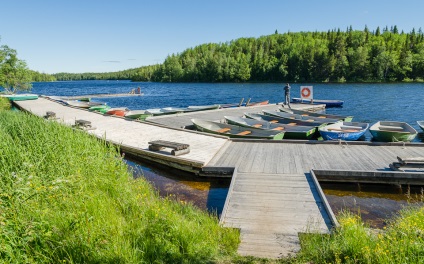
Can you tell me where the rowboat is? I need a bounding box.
[187,104,220,111]
[246,100,269,106]
[145,108,169,116]
[225,116,316,139]
[246,112,326,128]
[65,100,105,108]
[417,121,424,131]
[89,104,111,113]
[160,107,187,114]
[319,121,369,141]
[279,108,353,122]
[191,119,284,139]
[2,93,38,101]
[124,110,152,120]
[105,107,130,117]
[291,98,344,107]
[369,121,417,142]
[263,110,340,124]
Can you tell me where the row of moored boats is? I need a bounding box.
[191,108,423,142]
[46,96,423,142]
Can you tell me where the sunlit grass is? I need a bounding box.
[297,206,424,264]
[0,97,11,110]
[0,110,239,263]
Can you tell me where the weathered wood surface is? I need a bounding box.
[212,140,424,258]
[14,98,228,169]
[146,103,325,129]
[220,171,332,258]
[207,141,424,174]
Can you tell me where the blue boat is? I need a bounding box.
[319,121,369,141]
[291,98,344,107]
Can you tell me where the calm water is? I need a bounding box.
[31,81,424,226]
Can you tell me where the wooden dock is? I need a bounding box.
[207,139,424,257]
[13,97,424,259]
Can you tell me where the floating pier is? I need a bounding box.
[13,97,424,259]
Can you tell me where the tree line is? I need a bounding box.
[56,26,424,83]
[5,26,424,90]
[129,26,424,83]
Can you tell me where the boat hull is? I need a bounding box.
[191,119,284,140]
[291,98,343,107]
[2,94,39,101]
[319,122,369,141]
[417,121,424,131]
[226,116,316,140]
[370,121,417,142]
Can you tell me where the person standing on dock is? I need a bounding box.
[283,83,291,108]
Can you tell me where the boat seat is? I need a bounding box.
[340,125,363,130]
[318,116,326,118]
[301,114,309,116]
[252,124,263,128]
[287,123,297,126]
[272,127,284,131]
[237,130,252,135]
[379,126,404,131]
[269,120,278,123]
[217,127,231,133]
[328,128,359,132]
[306,119,315,122]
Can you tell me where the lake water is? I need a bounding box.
[31,80,424,227]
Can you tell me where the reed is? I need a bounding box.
[0,110,239,263]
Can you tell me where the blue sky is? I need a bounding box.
[2,0,423,74]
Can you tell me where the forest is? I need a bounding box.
[52,26,424,83]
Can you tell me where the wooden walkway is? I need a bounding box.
[14,97,228,172]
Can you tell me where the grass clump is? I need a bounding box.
[0,110,239,263]
[0,97,11,110]
[297,207,424,263]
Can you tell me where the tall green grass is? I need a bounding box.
[297,206,424,264]
[0,110,239,263]
[0,97,11,110]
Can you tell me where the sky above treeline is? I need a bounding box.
[2,0,423,74]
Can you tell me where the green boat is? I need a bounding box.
[2,93,38,101]
[124,110,152,120]
[89,104,111,113]
[191,119,284,140]
[279,108,353,122]
[370,121,417,142]
[225,115,316,139]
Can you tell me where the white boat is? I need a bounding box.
[186,104,220,111]
[65,100,104,108]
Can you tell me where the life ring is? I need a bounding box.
[301,87,311,97]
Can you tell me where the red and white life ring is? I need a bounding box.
[301,87,311,98]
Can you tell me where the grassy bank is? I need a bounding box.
[296,206,424,264]
[0,110,239,263]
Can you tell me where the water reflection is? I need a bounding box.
[124,158,230,218]
[322,183,424,228]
